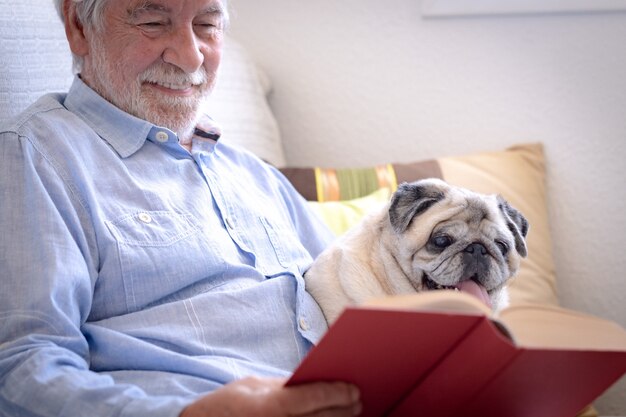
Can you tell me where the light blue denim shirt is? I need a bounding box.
[0,77,335,417]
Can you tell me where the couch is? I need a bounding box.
[1,0,624,414]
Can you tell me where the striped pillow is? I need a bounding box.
[280,159,440,202]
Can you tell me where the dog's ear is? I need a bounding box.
[497,196,529,257]
[388,180,446,234]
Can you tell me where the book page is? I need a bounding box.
[498,304,626,350]
[363,290,493,316]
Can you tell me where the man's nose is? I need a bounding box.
[162,28,204,73]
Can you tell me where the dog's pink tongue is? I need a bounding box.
[457,280,492,309]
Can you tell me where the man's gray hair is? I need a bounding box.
[53,0,108,33]
[53,0,229,73]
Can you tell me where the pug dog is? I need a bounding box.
[305,178,529,324]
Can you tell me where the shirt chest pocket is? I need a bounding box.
[106,211,199,246]
[103,210,226,314]
[220,208,312,277]
[258,216,313,276]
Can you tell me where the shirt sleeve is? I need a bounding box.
[0,132,190,417]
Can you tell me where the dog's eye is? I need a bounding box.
[432,235,453,248]
[495,240,508,255]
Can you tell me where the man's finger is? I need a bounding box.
[279,382,361,415]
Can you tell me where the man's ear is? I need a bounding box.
[63,0,90,58]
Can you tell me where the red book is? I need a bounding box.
[287,291,626,417]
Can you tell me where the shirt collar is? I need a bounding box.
[63,76,222,158]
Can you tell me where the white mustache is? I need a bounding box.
[139,64,208,89]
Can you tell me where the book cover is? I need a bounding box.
[287,291,626,417]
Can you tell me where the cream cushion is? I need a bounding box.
[438,144,557,306]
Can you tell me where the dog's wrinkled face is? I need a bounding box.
[387,179,529,311]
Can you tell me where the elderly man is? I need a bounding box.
[0,0,361,416]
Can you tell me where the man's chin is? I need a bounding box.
[143,111,200,140]
[111,90,204,141]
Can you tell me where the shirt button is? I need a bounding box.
[299,317,310,331]
[138,212,152,223]
[156,131,169,142]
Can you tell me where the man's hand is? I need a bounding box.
[180,376,362,417]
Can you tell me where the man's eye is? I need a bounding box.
[195,20,223,32]
[137,21,167,30]
[195,23,218,32]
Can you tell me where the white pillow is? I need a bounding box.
[203,38,286,167]
[0,0,74,126]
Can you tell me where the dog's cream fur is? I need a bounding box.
[305,179,528,324]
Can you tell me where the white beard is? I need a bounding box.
[85,35,216,142]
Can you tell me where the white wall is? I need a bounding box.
[228,1,626,413]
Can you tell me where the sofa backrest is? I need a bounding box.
[0,0,74,126]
